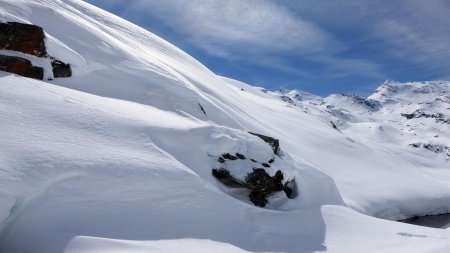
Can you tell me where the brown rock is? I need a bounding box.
[0,22,47,57]
[0,54,43,79]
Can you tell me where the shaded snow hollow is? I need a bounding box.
[1,1,450,253]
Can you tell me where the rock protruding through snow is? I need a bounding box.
[0,55,43,79]
[0,22,47,57]
[248,132,281,156]
[0,22,71,79]
[210,132,295,207]
[212,167,295,207]
[51,58,72,78]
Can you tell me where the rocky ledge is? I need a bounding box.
[0,22,72,80]
[0,55,44,79]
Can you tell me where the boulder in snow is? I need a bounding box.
[0,22,47,57]
[51,59,72,78]
[0,22,72,79]
[212,167,295,207]
[0,55,43,79]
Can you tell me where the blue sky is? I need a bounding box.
[85,0,450,96]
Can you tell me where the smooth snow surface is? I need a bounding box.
[1,1,450,252]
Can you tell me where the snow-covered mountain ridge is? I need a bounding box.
[1,1,450,252]
[277,80,450,160]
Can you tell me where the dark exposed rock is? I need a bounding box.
[274,170,284,183]
[212,168,230,179]
[222,153,238,160]
[424,143,442,153]
[283,179,297,199]
[0,22,72,79]
[330,121,337,129]
[281,95,295,105]
[246,169,285,192]
[0,22,47,57]
[248,132,280,155]
[249,190,268,207]
[212,134,294,207]
[51,59,72,78]
[235,153,246,160]
[198,103,206,115]
[344,94,380,110]
[401,110,450,124]
[283,184,293,198]
[212,168,248,188]
[401,113,415,120]
[246,168,277,189]
[212,167,295,207]
[408,142,450,159]
[0,55,43,79]
[245,169,285,207]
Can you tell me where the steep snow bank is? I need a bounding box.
[0,75,340,253]
[1,0,450,252]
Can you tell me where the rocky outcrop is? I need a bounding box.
[409,142,450,159]
[212,169,249,188]
[51,59,72,78]
[281,95,295,105]
[212,167,295,207]
[346,94,380,110]
[222,153,239,160]
[330,121,338,129]
[0,55,43,79]
[212,133,295,208]
[248,132,280,155]
[401,110,450,124]
[0,22,47,57]
[245,169,285,207]
[0,22,72,79]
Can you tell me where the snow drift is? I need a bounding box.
[1,1,450,252]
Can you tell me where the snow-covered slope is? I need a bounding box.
[322,80,450,162]
[1,1,450,253]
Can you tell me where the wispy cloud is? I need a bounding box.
[128,0,342,55]
[286,0,450,76]
[85,0,450,93]
[118,0,384,79]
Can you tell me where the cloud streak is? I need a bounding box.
[129,0,342,55]
[85,0,450,94]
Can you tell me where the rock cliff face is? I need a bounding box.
[0,22,47,57]
[0,22,71,79]
[0,55,44,79]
